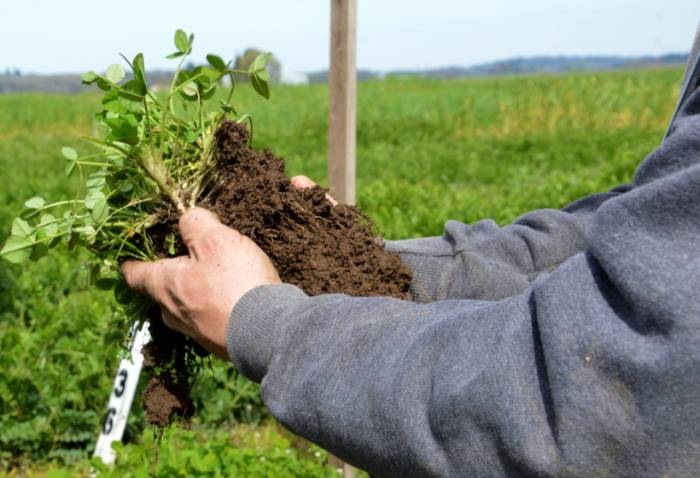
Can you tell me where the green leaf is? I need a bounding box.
[0,236,34,264]
[86,172,106,191]
[182,82,198,97]
[24,196,45,209]
[61,146,78,176]
[201,84,217,100]
[30,242,48,262]
[132,53,146,84]
[80,71,98,84]
[199,66,219,80]
[49,236,61,248]
[64,159,76,177]
[95,261,119,290]
[104,114,139,144]
[11,218,34,238]
[256,67,270,82]
[96,78,111,91]
[250,73,270,99]
[96,277,118,290]
[105,64,125,84]
[73,225,95,236]
[103,89,128,114]
[39,213,58,236]
[166,51,185,60]
[91,198,109,224]
[119,79,147,100]
[250,52,272,73]
[206,54,227,72]
[119,182,134,193]
[85,191,106,210]
[174,29,189,53]
[61,146,77,160]
[117,93,142,113]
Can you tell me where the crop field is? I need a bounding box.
[0,66,683,476]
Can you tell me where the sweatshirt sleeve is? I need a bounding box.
[384,184,631,303]
[226,90,700,477]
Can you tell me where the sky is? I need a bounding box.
[1,0,699,75]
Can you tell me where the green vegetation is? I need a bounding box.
[0,29,271,279]
[0,66,683,476]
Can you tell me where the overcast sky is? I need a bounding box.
[1,0,699,74]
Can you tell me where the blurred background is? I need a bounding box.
[1,0,699,90]
[0,1,698,476]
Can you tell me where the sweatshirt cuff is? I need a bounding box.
[384,238,453,302]
[226,283,309,382]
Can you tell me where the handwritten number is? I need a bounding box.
[114,369,128,397]
[103,408,116,434]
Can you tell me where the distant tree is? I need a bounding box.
[234,48,281,84]
[13,68,21,77]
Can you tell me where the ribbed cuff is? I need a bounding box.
[226,283,309,382]
[384,238,453,302]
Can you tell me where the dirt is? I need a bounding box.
[141,120,412,426]
[140,314,197,426]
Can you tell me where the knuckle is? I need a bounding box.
[180,207,220,233]
[168,259,190,295]
[291,175,315,189]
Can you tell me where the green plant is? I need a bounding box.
[0,29,272,289]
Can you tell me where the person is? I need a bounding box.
[122,27,700,477]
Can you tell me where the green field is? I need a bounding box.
[0,67,683,476]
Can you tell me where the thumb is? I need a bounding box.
[178,207,222,258]
[121,260,159,297]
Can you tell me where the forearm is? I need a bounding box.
[228,249,699,477]
[385,188,627,303]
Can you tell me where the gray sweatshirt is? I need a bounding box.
[225,43,700,477]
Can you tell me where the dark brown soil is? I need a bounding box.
[140,315,196,426]
[141,120,412,425]
[206,121,412,297]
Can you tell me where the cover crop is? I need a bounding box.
[0,29,271,280]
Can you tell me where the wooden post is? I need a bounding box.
[328,0,357,205]
[329,6,359,478]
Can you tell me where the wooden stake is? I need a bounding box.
[328,0,357,205]
[329,5,359,476]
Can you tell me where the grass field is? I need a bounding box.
[0,66,684,476]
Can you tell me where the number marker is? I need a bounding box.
[93,322,150,465]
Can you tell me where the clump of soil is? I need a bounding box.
[207,121,412,297]
[140,315,196,426]
[141,120,412,425]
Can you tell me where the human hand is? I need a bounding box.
[122,207,281,359]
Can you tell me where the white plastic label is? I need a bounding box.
[93,322,151,465]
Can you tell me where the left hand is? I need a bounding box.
[122,207,281,359]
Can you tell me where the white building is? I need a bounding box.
[280,69,309,85]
